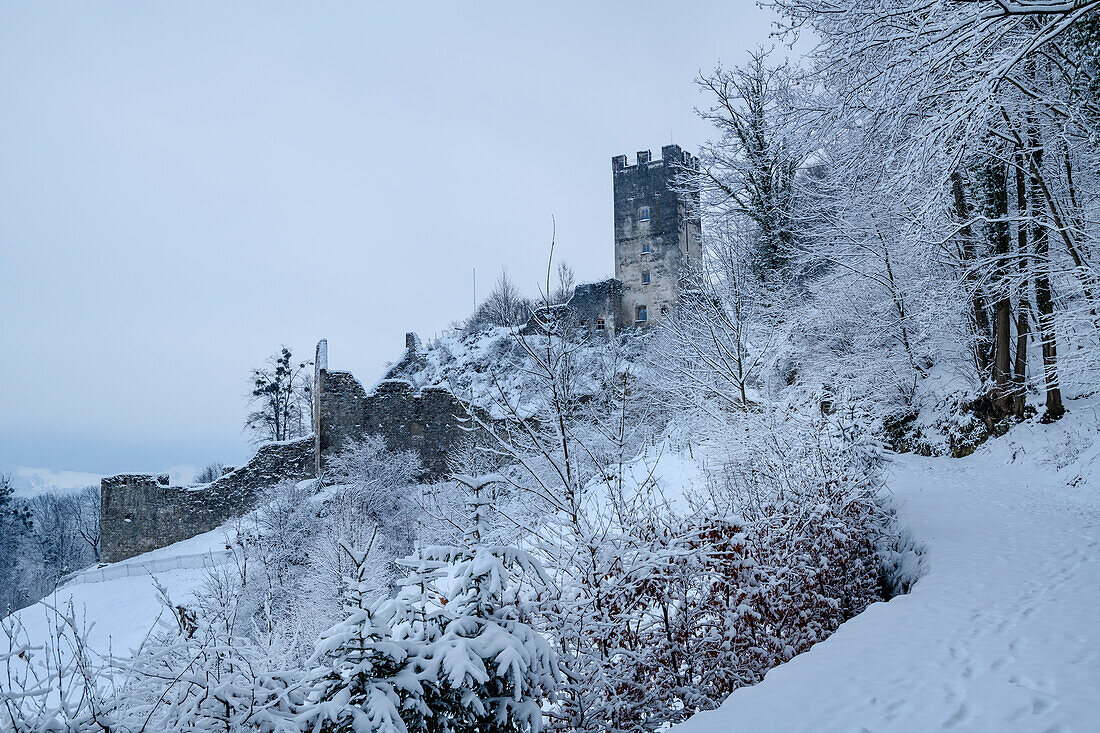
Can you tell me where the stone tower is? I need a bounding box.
[612,145,702,326]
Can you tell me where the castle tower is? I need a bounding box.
[612,144,702,326]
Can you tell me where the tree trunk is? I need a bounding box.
[950,171,993,382]
[978,159,1013,414]
[1029,142,1064,421]
[1012,153,1031,418]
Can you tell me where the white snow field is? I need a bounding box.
[678,401,1100,733]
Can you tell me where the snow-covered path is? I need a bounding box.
[678,418,1100,732]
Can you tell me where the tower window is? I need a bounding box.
[596,318,606,331]
[641,271,650,284]
[639,206,650,221]
[636,305,648,323]
[641,242,651,255]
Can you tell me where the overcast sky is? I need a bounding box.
[0,1,779,477]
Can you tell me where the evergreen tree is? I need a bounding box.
[0,474,32,611]
[303,542,415,733]
[305,475,559,733]
[397,473,559,733]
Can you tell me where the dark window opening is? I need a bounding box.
[639,206,650,221]
[641,271,650,285]
[596,318,606,331]
[636,305,648,323]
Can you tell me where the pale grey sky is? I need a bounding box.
[0,1,779,475]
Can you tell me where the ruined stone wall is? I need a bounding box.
[99,437,314,563]
[99,338,467,565]
[567,278,623,334]
[316,368,370,461]
[316,345,468,478]
[361,381,467,476]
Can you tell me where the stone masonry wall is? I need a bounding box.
[100,338,467,565]
[316,345,468,478]
[100,436,314,563]
[567,278,623,334]
[612,144,701,327]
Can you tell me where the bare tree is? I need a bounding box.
[194,462,225,484]
[470,267,534,328]
[75,486,101,562]
[653,223,774,415]
[552,261,576,304]
[695,49,810,283]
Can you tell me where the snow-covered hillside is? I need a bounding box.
[9,524,237,665]
[676,399,1100,732]
[387,326,649,416]
[8,399,1099,731]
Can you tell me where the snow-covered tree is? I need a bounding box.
[305,474,559,733]
[302,542,414,733]
[0,474,31,611]
[245,346,314,444]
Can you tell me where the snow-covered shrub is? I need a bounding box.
[545,402,898,730]
[317,437,423,600]
[695,404,892,653]
[1,600,117,731]
[880,392,1024,457]
[303,474,559,733]
[114,579,304,731]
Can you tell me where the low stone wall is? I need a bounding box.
[99,436,315,563]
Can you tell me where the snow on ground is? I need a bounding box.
[12,568,215,660]
[677,399,1100,733]
[9,479,323,667]
[9,519,237,667]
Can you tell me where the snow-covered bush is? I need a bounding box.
[111,579,304,731]
[699,404,892,648]
[321,436,423,596]
[573,402,895,728]
[1,600,117,731]
[303,474,559,733]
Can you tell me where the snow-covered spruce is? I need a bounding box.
[302,474,559,733]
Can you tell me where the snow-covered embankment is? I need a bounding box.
[677,401,1100,732]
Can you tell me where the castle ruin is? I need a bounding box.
[541,144,701,335]
[99,337,469,562]
[98,143,699,563]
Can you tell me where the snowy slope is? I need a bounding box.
[9,524,236,663]
[676,400,1100,733]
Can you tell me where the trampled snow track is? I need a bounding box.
[677,418,1100,732]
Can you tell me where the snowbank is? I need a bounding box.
[676,399,1100,732]
[9,520,235,665]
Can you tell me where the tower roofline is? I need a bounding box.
[612,144,698,173]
